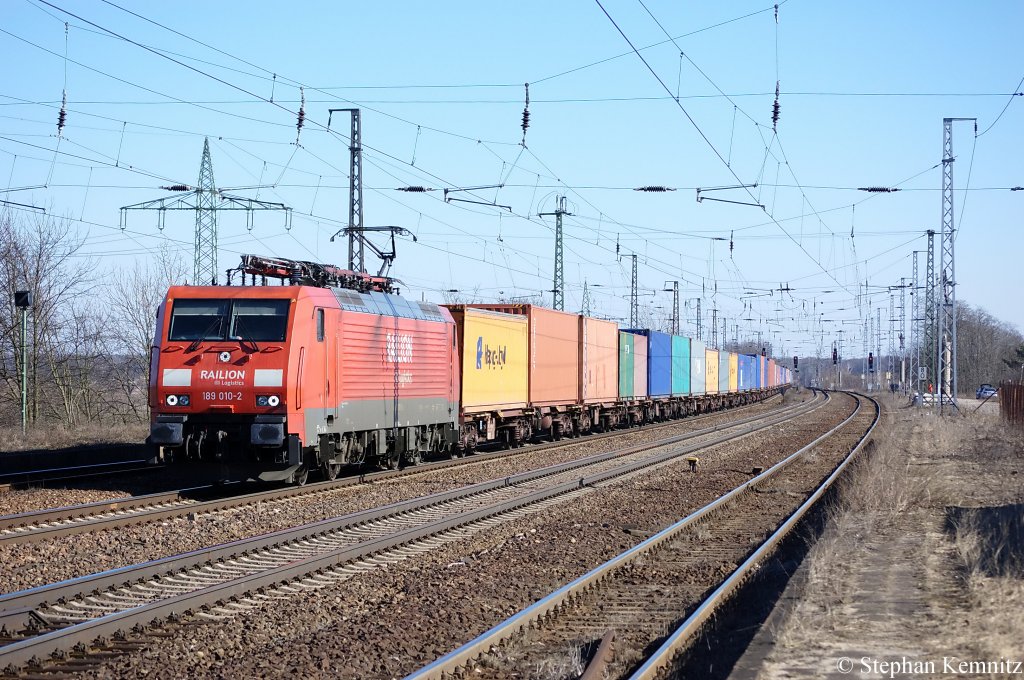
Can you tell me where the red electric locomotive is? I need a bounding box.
[148,255,460,483]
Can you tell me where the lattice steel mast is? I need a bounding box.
[925,229,937,405]
[195,139,216,283]
[910,251,921,399]
[540,195,571,311]
[887,291,895,391]
[664,281,679,335]
[938,117,976,412]
[327,108,366,272]
[899,277,907,393]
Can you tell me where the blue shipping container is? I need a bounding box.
[625,329,672,397]
[719,350,730,394]
[747,355,758,390]
[690,339,706,395]
[671,335,691,396]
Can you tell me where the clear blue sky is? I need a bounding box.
[3,1,1022,360]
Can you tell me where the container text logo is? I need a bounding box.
[476,336,507,370]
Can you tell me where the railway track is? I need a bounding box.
[0,391,825,675]
[0,394,794,546]
[405,391,877,680]
[0,460,161,494]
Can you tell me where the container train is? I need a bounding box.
[148,255,791,483]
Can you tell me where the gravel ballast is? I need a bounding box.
[86,391,850,679]
[0,398,794,594]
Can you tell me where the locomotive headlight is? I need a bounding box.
[256,395,269,407]
[267,395,280,407]
[178,395,190,407]
[166,394,179,406]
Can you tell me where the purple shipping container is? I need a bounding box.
[633,333,648,399]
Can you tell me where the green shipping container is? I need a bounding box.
[671,335,691,396]
[618,331,634,399]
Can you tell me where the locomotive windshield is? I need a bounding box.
[168,298,289,342]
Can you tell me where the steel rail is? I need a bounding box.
[0,487,218,536]
[0,392,794,545]
[403,391,867,680]
[0,460,159,492]
[628,393,879,679]
[0,392,821,671]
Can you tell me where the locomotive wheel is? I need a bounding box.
[321,460,341,481]
[293,465,309,486]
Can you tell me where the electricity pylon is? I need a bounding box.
[120,138,292,284]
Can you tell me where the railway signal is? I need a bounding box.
[14,290,32,434]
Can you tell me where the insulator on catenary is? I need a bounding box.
[57,90,67,137]
[857,187,900,193]
[771,81,780,131]
[161,184,190,192]
[521,83,531,144]
[396,186,434,192]
[634,186,675,192]
[295,87,306,144]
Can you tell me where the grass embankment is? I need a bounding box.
[763,397,1024,675]
[0,422,148,453]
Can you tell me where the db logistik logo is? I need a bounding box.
[475,336,508,370]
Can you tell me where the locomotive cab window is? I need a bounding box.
[230,299,290,342]
[168,300,228,341]
[169,299,289,342]
[316,308,325,342]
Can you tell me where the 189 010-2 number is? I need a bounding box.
[203,391,243,402]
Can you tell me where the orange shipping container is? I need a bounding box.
[705,348,720,394]
[579,315,618,404]
[467,304,581,407]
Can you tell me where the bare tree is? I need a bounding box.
[104,245,188,422]
[0,209,93,426]
[956,301,1024,391]
[44,301,113,426]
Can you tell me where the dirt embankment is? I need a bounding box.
[754,400,1024,678]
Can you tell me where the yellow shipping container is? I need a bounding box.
[448,306,528,412]
[728,352,739,393]
[705,348,719,395]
